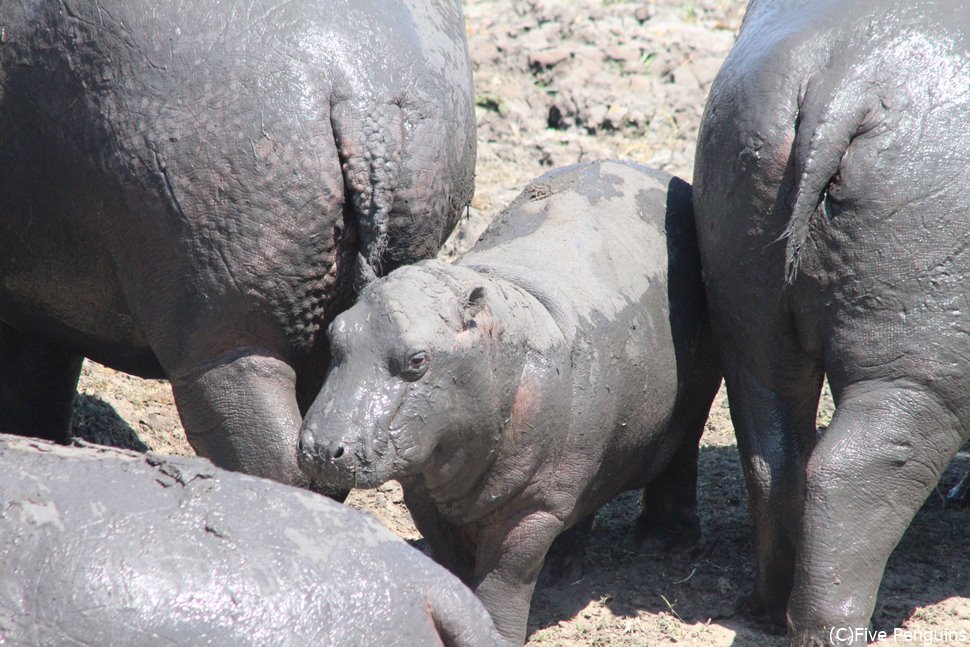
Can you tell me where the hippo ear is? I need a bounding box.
[462,286,487,326]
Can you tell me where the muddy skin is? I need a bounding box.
[299,160,722,645]
[0,434,501,647]
[693,1,970,644]
[0,0,475,489]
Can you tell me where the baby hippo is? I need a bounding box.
[0,435,500,647]
[298,160,722,645]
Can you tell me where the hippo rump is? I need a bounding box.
[693,0,970,643]
[0,0,475,487]
[298,160,723,644]
[0,435,501,647]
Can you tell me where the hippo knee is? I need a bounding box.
[171,349,304,486]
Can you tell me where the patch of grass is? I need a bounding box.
[475,92,506,114]
[684,0,698,22]
[656,611,686,641]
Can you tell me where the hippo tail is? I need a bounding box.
[331,99,404,287]
[780,78,874,283]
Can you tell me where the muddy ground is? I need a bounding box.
[73,1,970,645]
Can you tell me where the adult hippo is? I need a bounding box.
[0,0,475,488]
[0,435,501,647]
[299,161,722,645]
[693,0,970,643]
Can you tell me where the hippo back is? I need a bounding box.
[461,162,678,328]
[0,436,499,647]
[457,160,712,492]
[459,161,704,366]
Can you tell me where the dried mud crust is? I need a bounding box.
[73,0,969,645]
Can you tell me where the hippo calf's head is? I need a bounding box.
[298,261,507,491]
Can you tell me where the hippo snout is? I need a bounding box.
[297,421,390,490]
[299,425,347,462]
[298,424,356,475]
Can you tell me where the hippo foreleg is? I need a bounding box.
[0,323,83,443]
[473,511,564,646]
[404,486,477,583]
[170,349,306,488]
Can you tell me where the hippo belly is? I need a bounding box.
[0,171,161,375]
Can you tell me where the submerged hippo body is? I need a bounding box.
[299,160,722,644]
[694,0,970,643]
[0,435,501,647]
[0,0,475,486]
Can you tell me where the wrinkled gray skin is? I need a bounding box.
[0,435,501,647]
[693,1,970,644]
[299,161,722,645]
[0,0,475,489]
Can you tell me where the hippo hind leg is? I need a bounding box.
[0,322,83,443]
[634,349,722,555]
[722,352,823,626]
[633,438,703,554]
[170,349,306,487]
[787,380,969,645]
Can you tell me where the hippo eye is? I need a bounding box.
[401,351,430,381]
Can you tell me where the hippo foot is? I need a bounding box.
[736,592,787,631]
[627,514,703,557]
[788,628,842,647]
[539,544,586,586]
[538,517,592,586]
[789,625,874,647]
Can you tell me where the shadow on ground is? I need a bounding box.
[525,444,970,646]
[72,393,148,453]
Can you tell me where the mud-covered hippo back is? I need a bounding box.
[460,161,684,327]
[727,0,970,105]
[0,436,497,646]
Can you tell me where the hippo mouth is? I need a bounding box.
[298,446,395,491]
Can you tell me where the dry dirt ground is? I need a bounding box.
[72,1,970,645]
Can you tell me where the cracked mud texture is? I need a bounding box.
[71,1,969,645]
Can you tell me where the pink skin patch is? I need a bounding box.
[454,310,503,347]
[770,130,795,180]
[509,367,541,442]
[746,130,796,238]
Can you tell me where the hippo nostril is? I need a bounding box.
[324,440,346,461]
[299,429,315,453]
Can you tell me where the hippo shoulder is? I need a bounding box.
[460,161,683,324]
